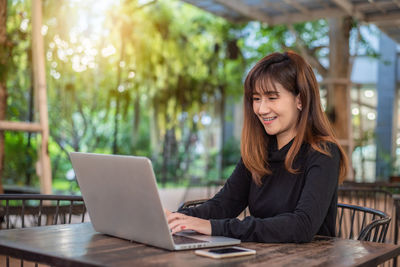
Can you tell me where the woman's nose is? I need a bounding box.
[257,100,270,115]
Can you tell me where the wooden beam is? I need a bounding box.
[320,78,352,85]
[354,1,398,11]
[332,0,365,20]
[215,0,272,24]
[370,0,388,13]
[365,11,400,23]
[374,19,400,26]
[0,0,7,194]
[338,139,350,146]
[327,16,353,179]
[232,4,345,26]
[262,2,287,15]
[283,0,310,15]
[376,26,400,43]
[270,7,346,25]
[32,0,52,194]
[315,0,330,9]
[0,121,42,132]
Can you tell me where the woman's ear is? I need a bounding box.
[296,95,302,111]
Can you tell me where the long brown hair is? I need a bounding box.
[241,51,348,185]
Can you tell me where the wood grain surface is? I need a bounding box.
[0,223,399,267]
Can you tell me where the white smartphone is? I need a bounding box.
[195,246,256,259]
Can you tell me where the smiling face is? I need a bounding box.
[252,83,302,149]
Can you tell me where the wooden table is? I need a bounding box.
[0,223,399,267]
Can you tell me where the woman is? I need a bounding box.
[166,51,348,243]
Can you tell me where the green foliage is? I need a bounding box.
[6,1,377,191]
[242,20,329,67]
[350,23,379,58]
[202,137,241,182]
[4,0,248,190]
[222,137,241,176]
[2,1,37,188]
[5,1,31,120]
[3,132,38,186]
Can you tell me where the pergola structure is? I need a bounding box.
[184,0,400,180]
[183,0,400,42]
[0,0,52,193]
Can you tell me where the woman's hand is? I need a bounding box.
[164,209,211,235]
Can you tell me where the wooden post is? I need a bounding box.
[32,0,52,194]
[0,0,7,194]
[327,16,353,180]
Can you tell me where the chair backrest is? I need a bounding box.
[0,194,88,266]
[336,203,391,243]
[338,187,393,213]
[338,186,399,243]
[0,194,87,229]
[181,199,391,243]
[179,198,209,209]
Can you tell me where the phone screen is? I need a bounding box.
[208,247,247,254]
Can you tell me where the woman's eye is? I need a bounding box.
[252,96,261,101]
[268,97,277,100]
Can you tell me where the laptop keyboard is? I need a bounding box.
[173,235,209,245]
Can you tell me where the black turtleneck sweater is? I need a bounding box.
[178,139,340,243]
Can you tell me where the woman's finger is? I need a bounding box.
[167,212,186,224]
[171,225,187,235]
[167,214,211,235]
[168,216,188,231]
[164,209,172,216]
[168,218,181,231]
[170,222,187,234]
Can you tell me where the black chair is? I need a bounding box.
[338,187,393,213]
[337,186,398,267]
[338,187,396,243]
[0,194,87,267]
[179,198,250,218]
[336,203,391,243]
[179,198,210,209]
[0,194,87,229]
[180,199,391,243]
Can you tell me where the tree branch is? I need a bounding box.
[287,24,328,77]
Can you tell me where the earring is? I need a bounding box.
[298,106,302,111]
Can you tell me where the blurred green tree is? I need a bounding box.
[3,0,246,189]
[2,0,379,191]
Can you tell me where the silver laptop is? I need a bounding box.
[69,152,240,250]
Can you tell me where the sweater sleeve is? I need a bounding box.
[178,159,251,219]
[210,145,340,243]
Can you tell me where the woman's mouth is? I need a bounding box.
[262,116,277,124]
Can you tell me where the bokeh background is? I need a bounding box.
[0,0,397,194]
